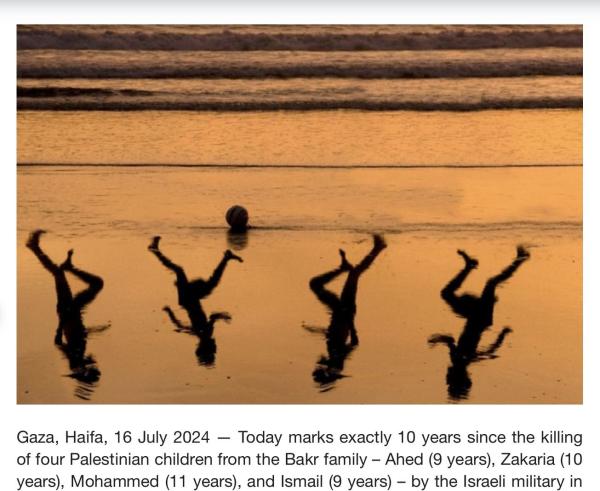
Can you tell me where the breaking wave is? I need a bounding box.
[17,95,582,111]
[17,53,582,79]
[17,25,583,51]
[17,87,155,97]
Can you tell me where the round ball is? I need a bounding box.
[225,205,249,231]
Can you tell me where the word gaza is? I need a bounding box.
[17,431,106,444]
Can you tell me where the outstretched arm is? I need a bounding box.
[302,324,328,336]
[478,327,512,358]
[163,306,191,332]
[205,312,232,337]
[86,323,112,334]
[428,334,457,352]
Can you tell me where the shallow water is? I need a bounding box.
[17,165,581,404]
[17,25,582,111]
[17,25,582,52]
[18,166,581,235]
[17,109,582,166]
[17,76,582,111]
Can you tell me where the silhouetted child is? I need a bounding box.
[26,230,106,399]
[308,234,386,388]
[148,236,242,366]
[429,245,530,400]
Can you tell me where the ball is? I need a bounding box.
[225,205,249,231]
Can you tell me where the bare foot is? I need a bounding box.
[148,236,161,251]
[26,229,46,249]
[516,245,530,261]
[339,249,352,270]
[225,250,243,262]
[372,234,387,252]
[61,249,74,270]
[457,249,478,268]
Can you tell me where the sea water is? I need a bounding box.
[17,25,582,403]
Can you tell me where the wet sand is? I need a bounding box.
[17,166,581,404]
[17,109,581,166]
[17,166,581,235]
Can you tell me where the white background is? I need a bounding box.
[1,2,596,489]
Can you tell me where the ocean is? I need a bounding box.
[17,25,582,112]
[17,25,582,404]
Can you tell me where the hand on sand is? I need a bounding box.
[26,229,47,249]
[516,245,531,261]
[457,249,479,268]
[148,236,161,251]
[224,250,243,262]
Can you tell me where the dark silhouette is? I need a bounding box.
[307,234,386,389]
[429,246,530,400]
[148,236,242,366]
[26,230,107,400]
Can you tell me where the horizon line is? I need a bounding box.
[17,162,583,169]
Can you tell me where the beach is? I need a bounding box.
[17,219,581,404]
[17,152,581,403]
[16,25,582,404]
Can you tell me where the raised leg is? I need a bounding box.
[340,234,386,305]
[26,230,74,313]
[441,250,478,305]
[27,230,59,273]
[148,237,188,285]
[352,234,387,275]
[194,250,242,298]
[481,246,530,300]
[309,261,347,311]
[66,256,104,311]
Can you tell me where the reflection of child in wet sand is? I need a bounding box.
[308,234,386,387]
[429,245,530,400]
[148,236,242,366]
[26,230,106,390]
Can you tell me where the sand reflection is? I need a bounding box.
[148,236,243,367]
[429,246,530,400]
